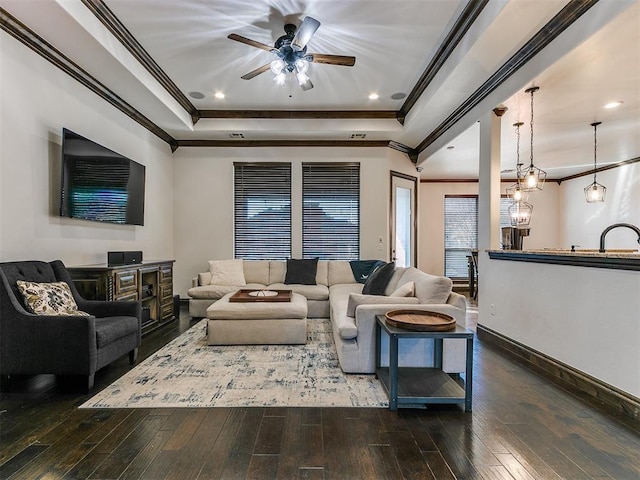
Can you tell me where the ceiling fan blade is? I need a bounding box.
[300,79,314,91]
[228,33,275,52]
[309,53,356,67]
[292,16,321,51]
[241,64,271,80]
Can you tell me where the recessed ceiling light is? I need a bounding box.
[368,93,379,100]
[603,101,623,109]
[214,92,225,99]
[189,91,205,99]
[390,92,407,100]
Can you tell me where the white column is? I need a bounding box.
[478,107,506,251]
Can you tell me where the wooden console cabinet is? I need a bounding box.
[67,260,175,335]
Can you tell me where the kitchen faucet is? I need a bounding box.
[599,223,640,252]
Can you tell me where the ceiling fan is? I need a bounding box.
[228,16,356,91]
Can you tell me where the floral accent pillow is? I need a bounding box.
[16,281,90,316]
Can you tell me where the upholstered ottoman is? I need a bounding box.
[206,292,308,345]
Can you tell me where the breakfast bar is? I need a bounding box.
[479,248,640,418]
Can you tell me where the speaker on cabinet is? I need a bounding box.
[107,251,143,266]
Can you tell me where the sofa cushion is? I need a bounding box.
[243,260,270,285]
[16,281,89,316]
[188,283,266,300]
[362,262,395,295]
[390,281,415,297]
[328,261,356,285]
[95,316,139,348]
[346,293,420,317]
[384,267,409,295]
[208,259,246,286]
[316,261,329,286]
[284,258,318,285]
[268,283,329,301]
[397,267,453,304]
[269,261,286,284]
[198,272,212,286]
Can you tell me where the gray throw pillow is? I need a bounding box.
[284,258,318,285]
[362,262,395,295]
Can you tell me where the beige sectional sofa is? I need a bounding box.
[188,260,467,374]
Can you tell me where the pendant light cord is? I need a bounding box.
[529,89,535,169]
[593,123,598,183]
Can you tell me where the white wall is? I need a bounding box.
[559,163,640,249]
[0,33,174,266]
[418,181,560,275]
[481,259,640,398]
[172,147,416,296]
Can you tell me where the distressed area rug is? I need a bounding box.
[80,319,388,409]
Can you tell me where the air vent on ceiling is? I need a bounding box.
[350,133,366,139]
[229,133,245,139]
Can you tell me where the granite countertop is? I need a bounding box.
[487,249,640,271]
[511,249,639,259]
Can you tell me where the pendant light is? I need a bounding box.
[506,122,525,201]
[521,86,546,191]
[506,121,533,226]
[508,199,533,226]
[584,122,606,202]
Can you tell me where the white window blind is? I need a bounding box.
[444,196,477,278]
[234,163,291,260]
[302,163,360,260]
[444,195,513,278]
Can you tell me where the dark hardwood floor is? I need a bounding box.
[1,301,639,479]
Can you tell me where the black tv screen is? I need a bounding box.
[60,129,145,226]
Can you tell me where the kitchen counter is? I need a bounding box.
[487,249,640,271]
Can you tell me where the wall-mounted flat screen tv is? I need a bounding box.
[60,128,145,226]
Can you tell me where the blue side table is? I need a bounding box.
[375,315,474,412]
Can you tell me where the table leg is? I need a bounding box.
[375,322,381,374]
[465,337,474,412]
[389,333,398,411]
[433,338,443,369]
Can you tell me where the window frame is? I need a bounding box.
[302,162,360,260]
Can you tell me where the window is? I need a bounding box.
[444,195,512,278]
[444,196,477,278]
[302,163,360,260]
[234,163,291,259]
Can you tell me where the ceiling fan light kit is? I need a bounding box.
[228,16,356,91]
[585,121,606,203]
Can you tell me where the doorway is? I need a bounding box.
[390,172,417,267]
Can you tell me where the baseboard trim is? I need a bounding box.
[477,324,640,420]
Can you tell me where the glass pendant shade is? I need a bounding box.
[274,71,286,86]
[584,122,606,203]
[584,182,606,202]
[270,59,285,75]
[508,200,533,226]
[522,164,546,191]
[506,183,523,201]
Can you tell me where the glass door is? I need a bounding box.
[390,172,417,267]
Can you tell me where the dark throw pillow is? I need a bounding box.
[361,262,395,295]
[349,259,385,284]
[284,258,318,285]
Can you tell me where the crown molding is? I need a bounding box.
[416,0,600,153]
[0,8,178,151]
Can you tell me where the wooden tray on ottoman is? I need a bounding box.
[229,289,292,303]
[385,310,456,331]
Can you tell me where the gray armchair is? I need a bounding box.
[0,260,141,391]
